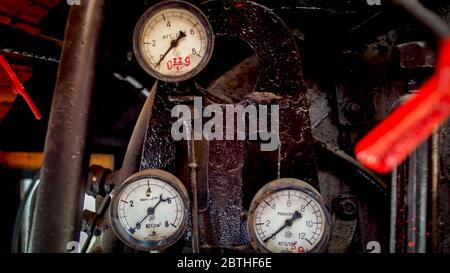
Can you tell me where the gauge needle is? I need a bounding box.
[263,211,302,243]
[131,194,169,232]
[148,194,169,215]
[155,31,187,68]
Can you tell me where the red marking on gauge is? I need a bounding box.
[290,241,297,251]
[166,56,191,71]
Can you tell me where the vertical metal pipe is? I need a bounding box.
[406,141,430,253]
[417,143,429,253]
[184,120,200,253]
[29,1,105,253]
[389,168,398,253]
[430,132,440,252]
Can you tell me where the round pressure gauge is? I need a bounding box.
[133,0,214,82]
[109,169,189,251]
[247,178,332,253]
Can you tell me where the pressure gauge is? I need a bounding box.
[247,178,332,253]
[109,169,190,251]
[133,0,214,82]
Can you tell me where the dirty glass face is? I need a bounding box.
[116,178,185,242]
[253,189,327,253]
[135,4,213,81]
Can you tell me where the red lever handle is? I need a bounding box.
[355,38,450,174]
[0,54,42,120]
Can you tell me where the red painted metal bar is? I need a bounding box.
[0,54,42,119]
[355,38,450,174]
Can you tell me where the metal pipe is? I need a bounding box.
[184,120,200,253]
[430,131,440,252]
[389,168,398,253]
[406,140,429,253]
[29,1,106,253]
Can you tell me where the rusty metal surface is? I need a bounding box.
[203,0,305,94]
[203,1,318,248]
[204,0,318,185]
[8,0,448,253]
[136,1,318,250]
[140,89,177,173]
[278,94,317,183]
[206,140,248,247]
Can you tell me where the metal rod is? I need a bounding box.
[417,142,429,253]
[406,149,418,253]
[406,141,429,253]
[184,120,200,253]
[29,1,106,253]
[0,22,62,63]
[314,139,388,197]
[430,131,440,252]
[389,168,398,253]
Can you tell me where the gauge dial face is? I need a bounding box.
[248,179,332,253]
[110,170,189,251]
[133,1,214,82]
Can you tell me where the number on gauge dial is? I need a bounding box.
[117,178,185,242]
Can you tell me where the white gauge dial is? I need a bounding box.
[248,179,332,253]
[110,170,189,251]
[133,1,214,82]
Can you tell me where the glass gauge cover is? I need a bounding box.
[109,169,190,251]
[133,0,214,82]
[247,178,332,253]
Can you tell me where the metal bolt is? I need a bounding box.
[344,103,362,122]
[338,199,357,218]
